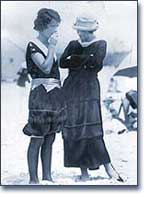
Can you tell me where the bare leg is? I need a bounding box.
[41,133,55,181]
[27,137,44,184]
[104,163,124,182]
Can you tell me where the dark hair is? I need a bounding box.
[34,8,61,31]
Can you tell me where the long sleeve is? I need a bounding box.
[60,40,107,72]
[60,41,86,70]
[82,40,107,72]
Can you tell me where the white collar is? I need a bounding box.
[78,38,98,47]
[30,38,48,56]
[30,38,57,60]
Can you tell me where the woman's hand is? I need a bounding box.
[48,32,59,48]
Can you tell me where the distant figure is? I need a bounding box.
[103,96,119,120]
[108,77,120,93]
[103,96,115,112]
[113,90,137,133]
[17,61,30,87]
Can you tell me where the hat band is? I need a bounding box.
[73,22,98,31]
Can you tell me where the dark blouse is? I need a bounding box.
[60,40,107,72]
[26,42,60,79]
[59,40,107,140]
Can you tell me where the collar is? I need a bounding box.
[78,38,98,47]
[31,38,48,56]
[30,38,57,60]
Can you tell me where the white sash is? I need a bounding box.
[31,78,60,92]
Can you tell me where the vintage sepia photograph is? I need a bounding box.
[1,0,137,186]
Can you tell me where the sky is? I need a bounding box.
[1,1,137,53]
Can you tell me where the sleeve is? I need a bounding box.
[28,42,39,55]
[60,40,107,72]
[26,42,51,74]
[82,40,107,72]
[60,41,86,70]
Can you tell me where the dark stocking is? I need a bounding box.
[27,137,44,184]
[41,133,55,181]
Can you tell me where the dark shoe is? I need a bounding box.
[117,175,124,182]
[75,175,92,182]
[42,177,54,183]
[40,180,54,185]
[29,180,39,185]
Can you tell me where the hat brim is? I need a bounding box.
[73,25,98,31]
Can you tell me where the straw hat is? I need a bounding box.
[73,13,99,31]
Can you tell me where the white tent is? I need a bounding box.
[1,36,25,81]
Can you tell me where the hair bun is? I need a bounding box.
[33,8,61,31]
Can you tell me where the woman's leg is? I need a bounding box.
[74,167,90,182]
[80,167,89,178]
[104,163,124,182]
[96,139,124,182]
[27,137,44,184]
[41,133,55,181]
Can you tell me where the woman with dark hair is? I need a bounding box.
[23,8,61,184]
[60,14,124,182]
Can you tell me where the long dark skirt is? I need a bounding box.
[23,85,61,137]
[61,71,104,140]
[62,70,110,168]
[64,137,111,169]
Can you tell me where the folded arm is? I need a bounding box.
[60,40,107,72]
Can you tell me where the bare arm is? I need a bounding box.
[31,34,58,74]
[31,46,55,74]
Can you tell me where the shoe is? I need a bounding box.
[105,163,124,183]
[75,175,92,182]
[40,180,54,185]
[29,181,40,185]
[42,177,54,182]
[117,175,124,182]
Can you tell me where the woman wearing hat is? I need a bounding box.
[23,8,61,184]
[60,15,124,182]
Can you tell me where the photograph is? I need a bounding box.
[1,0,137,186]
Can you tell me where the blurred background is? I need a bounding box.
[1,1,137,81]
